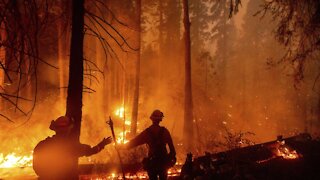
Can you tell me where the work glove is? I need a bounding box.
[97,136,112,149]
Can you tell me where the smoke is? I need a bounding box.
[1,1,319,172]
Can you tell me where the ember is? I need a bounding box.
[275,140,300,160]
[79,166,181,180]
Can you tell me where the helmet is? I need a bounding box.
[150,110,164,120]
[49,116,73,131]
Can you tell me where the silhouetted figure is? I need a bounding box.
[33,116,112,180]
[121,110,176,180]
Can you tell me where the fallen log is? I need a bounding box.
[180,133,320,179]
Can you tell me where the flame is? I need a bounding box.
[115,107,125,118]
[111,172,116,178]
[276,146,300,159]
[167,167,181,177]
[124,120,131,126]
[114,106,131,144]
[116,131,130,144]
[258,140,301,164]
[101,172,148,179]
[98,167,181,179]
[275,140,300,159]
[0,153,33,168]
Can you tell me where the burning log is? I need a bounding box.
[180,133,320,179]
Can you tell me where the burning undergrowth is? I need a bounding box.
[180,133,320,179]
[1,119,319,180]
[0,94,317,179]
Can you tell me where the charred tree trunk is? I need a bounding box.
[65,0,84,177]
[66,0,84,142]
[183,0,194,152]
[58,0,70,106]
[0,21,5,108]
[66,0,84,141]
[131,0,141,136]
[158,0,164,80]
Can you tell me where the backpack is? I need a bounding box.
[142,127,176,170]
[33,137,74,178]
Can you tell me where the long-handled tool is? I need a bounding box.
[106,116,126,180]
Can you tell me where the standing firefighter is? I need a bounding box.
[33,116,112,179]
[120,110,176,180]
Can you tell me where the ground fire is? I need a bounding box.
[1,133,320,179]
[0,153,32,168]
[274,139,300,160]
[179,133,320,179]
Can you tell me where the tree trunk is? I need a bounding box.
[0,21,5,108]
[158,0,164,80]
[131,0,141,136]
[183,0,194,152]
[65,0,84,177]
[58,0,70,107]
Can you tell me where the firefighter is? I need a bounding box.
[33,116,112,179]
[120,110,176,180]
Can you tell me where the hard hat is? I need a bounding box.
[150,110,164,120]
[49,116,73,131]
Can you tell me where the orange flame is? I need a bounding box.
[0,153,33,168]
[275,140,300,159]
[115,107,125,118]
[116,131,130,144]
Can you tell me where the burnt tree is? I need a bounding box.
[183,0,194,152]
[131,0,141,136]
[66,0,84,142]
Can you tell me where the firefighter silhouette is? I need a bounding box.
[120,110,176,180]
[33,116,112,179]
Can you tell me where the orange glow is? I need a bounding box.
[0,153,33,168]
[276,146,300,159]
[116,131,130,144]
[275,140,300,160]
[113,106,132,144]
[167,166,181,177]
[124,120,131,126]
[115,107,125,118]
[97,166,181,179]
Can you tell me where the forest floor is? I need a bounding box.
[0,164,181,180]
